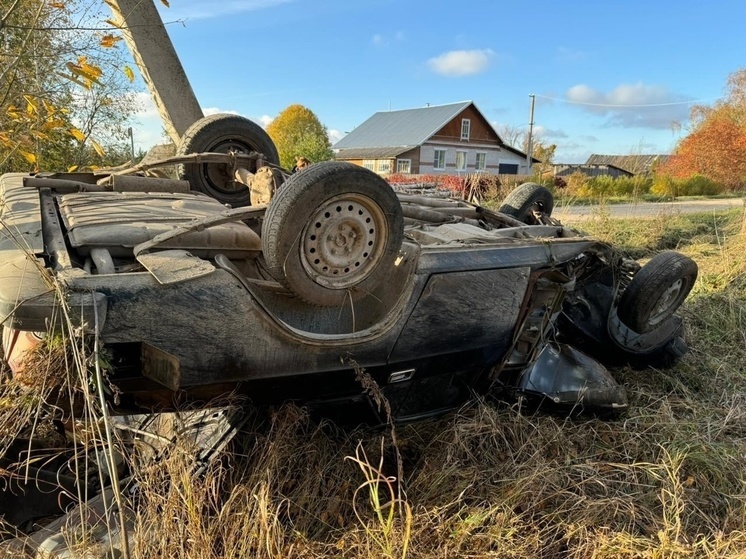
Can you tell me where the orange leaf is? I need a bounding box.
[66,57,103,89]
[43,118,66,131]
[160,0,170,7]
[100,33,122,48]
[69,128,86,142]
[49,2,65,8]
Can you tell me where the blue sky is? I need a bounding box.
[128,0,746,163]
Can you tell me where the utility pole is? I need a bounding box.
[526,93,535,174]
[108,0,204,144]
[127,127,135,162]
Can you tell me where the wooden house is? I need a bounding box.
[333,101,534,175]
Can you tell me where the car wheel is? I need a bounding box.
[262,161,404,306]
[176,114,280,207]
[499,182,554,224]
[617,251,698,333]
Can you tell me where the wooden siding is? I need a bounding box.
[430,105,501,145]
[397,147,420,174]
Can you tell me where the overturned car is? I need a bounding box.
[1,115,698,421]
[0,115,700,552]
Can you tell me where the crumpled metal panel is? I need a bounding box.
[57,191,260,257]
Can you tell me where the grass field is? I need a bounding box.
[2,207,746,558]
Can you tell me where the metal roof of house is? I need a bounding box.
[552,163,633,177]
[585,154,671,175]
[333,101,475,149]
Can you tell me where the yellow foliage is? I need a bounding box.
[124,65,135,83]
[6,106,21,120]
[69,128,86,142]
[24,95,39,115]
[90,138,105,157]
[266,104,332,169]
[42,99,56,115]
[43,118,67,131]
[29,130,50,141]
[99,34,122,48]
[19,151,36,164]
[65,56,103,89]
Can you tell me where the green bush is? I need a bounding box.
[651,174,724,197]
[577,175,653,198]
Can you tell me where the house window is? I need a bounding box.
[376,160,391,174]
[475,152,486,171]
[455,150,467,171]
[461,119,471,141]
[363,160,375,171]
[397,159,411,174]
[433,149,446,170]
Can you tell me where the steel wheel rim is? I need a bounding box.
[300,193,388,289]
[648,278,684,326]
[200,139,254,194]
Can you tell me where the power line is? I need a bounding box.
[534,93,722,108]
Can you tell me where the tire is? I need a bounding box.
[617,251,698,334]
[499,182,554,224]
[262,161,404,306]
[176,114,280,207]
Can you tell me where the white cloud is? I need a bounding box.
[129,92,169,151]
[258,114,274,128]
[427,49,495,77]
[327,129,344,145]
[160,0,295,21]
[372,31,405,47]
[565,83,691,129]
[202,107,241,117]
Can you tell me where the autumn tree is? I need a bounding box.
[266,104,333,169]
[495,123,525,149]
[1,0,139,173]
[660,68,746,190]
[531,141,556,176]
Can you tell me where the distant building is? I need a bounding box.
[333,101,537,176]
[585,154,671,176]
[552,163,633,178]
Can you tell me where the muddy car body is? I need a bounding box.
[0,136,697,420]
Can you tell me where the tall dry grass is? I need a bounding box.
[2,207,746,558]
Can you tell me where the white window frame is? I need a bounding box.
[396,159,411,174]
[376,160,391,174]
[455,150,467,171]
[433,149,446,170]
[363,159,375,171]
[475,152,486,171]
[461,118,471,141]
